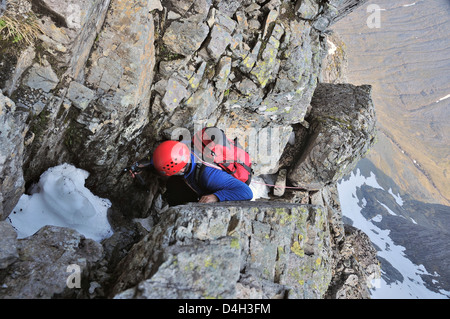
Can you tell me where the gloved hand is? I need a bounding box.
[124,160,152,177]
[198,194,219,203]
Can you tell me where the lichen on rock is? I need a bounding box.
[111,202,334,299]
[0,0,379,299]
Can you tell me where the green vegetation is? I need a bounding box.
[28,109,50,142]
[64,121,85,150]
[158,43,185,61]
[0,13,42,45]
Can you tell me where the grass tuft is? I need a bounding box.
[0,12,42,45]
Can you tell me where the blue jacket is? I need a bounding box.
[184,154,253,202]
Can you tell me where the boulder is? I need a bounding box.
[66,81,95,111]
[325,224,381,299]
[295,0,320,20]
[288,83,377,190]
[0,221,19,269]
[33,0,100,30]
[0,226,103,299]
[274,169,287,197]
[162,18,210,57]
[311,0,370,31]
[22,59,59,93]
[35,0,111,80]
[0,91,27,220]
[111,202,333,299]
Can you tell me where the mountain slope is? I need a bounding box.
[338,158,450,298]
[332,0,450,206]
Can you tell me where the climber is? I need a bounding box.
[129,140,253,206]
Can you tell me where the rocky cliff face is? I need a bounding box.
[0,0,379,299]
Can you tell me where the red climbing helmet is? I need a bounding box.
[153,141,191,176]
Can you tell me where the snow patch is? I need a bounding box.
[327,39,337,55]
[388,188,404,206]
[436,93,450,103]
[379,201,397,216]
[8,164,113,242]
[371,214,383,223]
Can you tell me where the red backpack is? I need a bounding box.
[192,127,253,185]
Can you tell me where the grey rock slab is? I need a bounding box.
[0,221,18,269]
[67,81,95,110]
[0,226,103,299]
[288,83,377,189]
[163,18,210,57]
[23,61,59,93]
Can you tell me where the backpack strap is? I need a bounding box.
[194,162,207,186]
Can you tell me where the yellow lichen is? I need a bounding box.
[204,257,218,269]
[230,238,240,249]
[315,257,322,267]
[265,106,279,112]
[291,241,305,257]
